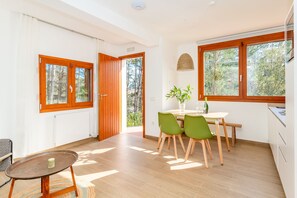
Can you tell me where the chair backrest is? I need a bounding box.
[158,112,183,135]
[184,115,213,139]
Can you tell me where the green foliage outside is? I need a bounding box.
[204,41,285,97]
[247,42,285,96]
[126,57,143,127]
[46,65,91,104]
[75,68,90,102]
[127,111,142,126]
[204,48,239,96]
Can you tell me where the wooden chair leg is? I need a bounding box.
[201,140,208,168]
[167,137,171,150]
[191,141,196,154]
[232,127,236,146]
[159,134,166,154]
[205,139,213,160]
[185,138,193,161]
[234,128,237,144]
[178,134,186,153]
[157,129,162,149]
[173,135,178,160]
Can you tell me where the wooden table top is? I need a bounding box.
[167,109,228,119]
[5,150,78,180]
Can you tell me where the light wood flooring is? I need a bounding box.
[0,133,285,197]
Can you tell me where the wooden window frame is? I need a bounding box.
[198,32,285,103]
[39,55,93,113]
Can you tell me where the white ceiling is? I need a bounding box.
[6,0,294,46]
[94,0,293,44]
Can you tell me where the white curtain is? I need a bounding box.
[12,14,39,157]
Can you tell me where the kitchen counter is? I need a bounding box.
[269,106,286,127]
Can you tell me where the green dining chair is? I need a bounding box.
[158,112,186,159]
[184,115,213,168]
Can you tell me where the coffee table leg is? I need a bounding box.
[41,177,43,193]
[70,166,78,197]
[8,178,15,198]
[41,176,50,197]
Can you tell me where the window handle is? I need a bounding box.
[240,75,242,82]
[69,85,73,93]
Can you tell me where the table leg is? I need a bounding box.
[8,178,15,198]
[222,118,230,151]
[41,176,50,198]
[70,166,78,197]
[41,177,43,193]
[215,120,224,165]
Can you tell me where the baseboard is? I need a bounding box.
[50,137,97,150]
[145,134,269,148]
[14,137,97,161]
[145,135,159,141]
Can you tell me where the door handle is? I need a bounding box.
[99,94,108,99]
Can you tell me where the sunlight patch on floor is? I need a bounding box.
[170,162,203,170]
[129,146,146,151]
[163,155,175,159]
[166,158,185,165]
[151,152,159,155]
[73,159,97,167]
[59,170,119,183]
[77,147,115,155]
[143,150,153,153]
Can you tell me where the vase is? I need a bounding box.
[179,102,186,112]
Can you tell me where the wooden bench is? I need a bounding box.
[207,121,242,146]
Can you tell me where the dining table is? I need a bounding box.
[167,109,230,165]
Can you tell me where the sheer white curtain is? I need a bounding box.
[13,14,39,157]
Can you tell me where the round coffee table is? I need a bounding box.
[5,150,78,198]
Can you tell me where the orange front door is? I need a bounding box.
[98,53,122,141]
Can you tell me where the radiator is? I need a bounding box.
[54,111,90,146]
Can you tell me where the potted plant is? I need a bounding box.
[166,85,192,112]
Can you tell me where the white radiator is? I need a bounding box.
[54,111,90,146]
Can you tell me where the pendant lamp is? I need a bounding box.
[177,53,194,71]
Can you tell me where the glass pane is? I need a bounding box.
[46,64,68,105]
[76,67,91,102]
[204,48,239,96]
[247,41,285,96]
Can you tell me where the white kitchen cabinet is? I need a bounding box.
[268,106,293,198]
[268,109,278,163]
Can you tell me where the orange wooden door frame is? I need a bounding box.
[119,52,145,138]
[98,53,122,141]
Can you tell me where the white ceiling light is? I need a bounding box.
[131,0,146,10]
[209,1,216,6]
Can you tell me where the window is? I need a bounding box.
[198,32,285,103]
[39,55,93,112]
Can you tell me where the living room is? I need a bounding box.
[0,0,296,197]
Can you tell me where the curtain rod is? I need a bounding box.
[23,14,104,42]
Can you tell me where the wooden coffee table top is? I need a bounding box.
[5,150,78,180]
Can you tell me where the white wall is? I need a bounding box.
[176,43,271,143]
[0,7,178,156]
[0,8,104,157]
[111,41,178,137]
[0,9,18,142]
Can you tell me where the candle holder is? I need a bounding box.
[48,158,55,169]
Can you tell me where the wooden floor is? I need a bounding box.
[0,133,285,198]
